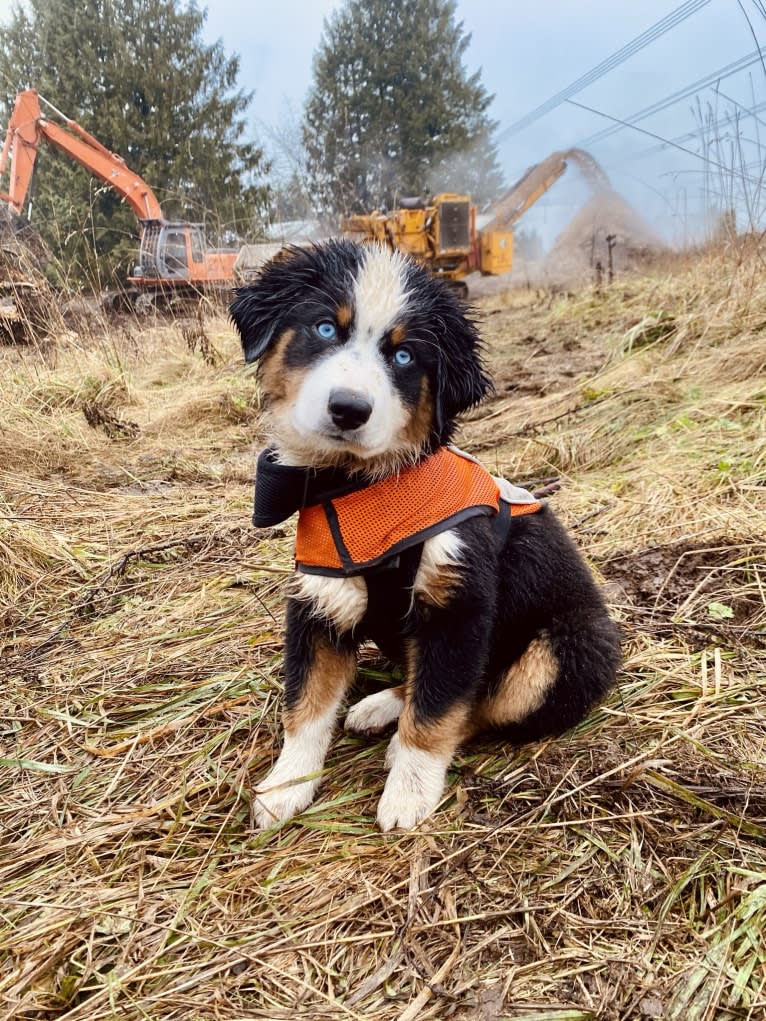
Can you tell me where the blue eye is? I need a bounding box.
[316,321,337,340]
[394,346,413,367]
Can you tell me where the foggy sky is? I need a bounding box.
[201,0,766,245]
[1,0,762,244]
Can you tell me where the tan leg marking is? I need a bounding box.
[377,639,471,830]
[476,634,559,729]
[253,639,355,828]
[284,640,356,734]
[397,699,471,756]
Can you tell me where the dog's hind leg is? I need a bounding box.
[253,594,359,829]
[473,631,560,732]
[476,612,620,742]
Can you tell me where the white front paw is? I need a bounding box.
[253,771,319,829]
[345,687,404,734]
[376,742,448,831]
[384,731,401,770]
[253,707,340,829]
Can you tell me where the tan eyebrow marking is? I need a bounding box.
[336,304,353,328]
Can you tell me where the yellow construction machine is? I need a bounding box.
[343,193,511,298]
[341,149,610,296]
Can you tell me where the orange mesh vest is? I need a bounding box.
[294,447,542,576]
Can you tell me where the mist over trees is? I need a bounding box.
[1,0,506,285]
[302,0,503,219]
[0,0,270,284]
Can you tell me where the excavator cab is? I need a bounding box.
[133,220,203,282]
[131,220,238,288]
[2,89,240,300]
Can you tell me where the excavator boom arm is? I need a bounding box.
[484,147,611,232]
[0,89,164,221]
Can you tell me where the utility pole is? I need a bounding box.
[606,234,617,284]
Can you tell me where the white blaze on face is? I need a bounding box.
[352,244,410,343]
[287,245,412,457]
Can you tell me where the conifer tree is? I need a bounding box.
[302,0,502,219]
[0,0,269,285]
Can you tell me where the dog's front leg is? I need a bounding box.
[253,592,358,828]
[376,566,493,831]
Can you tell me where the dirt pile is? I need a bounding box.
[544,191,664,284]
[0,210,61,343]
[0,209,50,274]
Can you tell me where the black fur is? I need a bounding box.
[230,241,366,364]
[294,510,618,743]
[472,510,619,741]
[233,239,620,829]
[397,257,494,435]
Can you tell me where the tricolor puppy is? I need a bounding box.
[231,239,620,831]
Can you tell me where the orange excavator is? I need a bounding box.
[0,89,239,300]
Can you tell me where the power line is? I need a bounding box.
[626,95,766,161]
[497,0,712,142]
[715,87,766,133]
[578,49,764,148]
[567,97,760,185]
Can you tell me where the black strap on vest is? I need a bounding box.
[253,448,370,527]
[491,498,513,549]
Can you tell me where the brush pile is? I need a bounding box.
[0,210,60,345]
[545,191,664,285]
[0,246,764,1019]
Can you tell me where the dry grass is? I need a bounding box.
[0,247,764,1020]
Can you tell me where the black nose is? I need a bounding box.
[328,388,373,431]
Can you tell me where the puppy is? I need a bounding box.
[231,239,620,831]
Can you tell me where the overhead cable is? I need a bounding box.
[497,0,712,141]
[578,50,764,148]
[567,98,760,185]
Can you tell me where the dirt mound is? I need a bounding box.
[0,210,61,344]
[545,191,663,284]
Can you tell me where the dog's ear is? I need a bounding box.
[229,246,303,364]
[434,303,494,432]
[229,288,278,364]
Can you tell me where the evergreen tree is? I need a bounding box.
[302,0,503,219]
[0,0,269,286]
